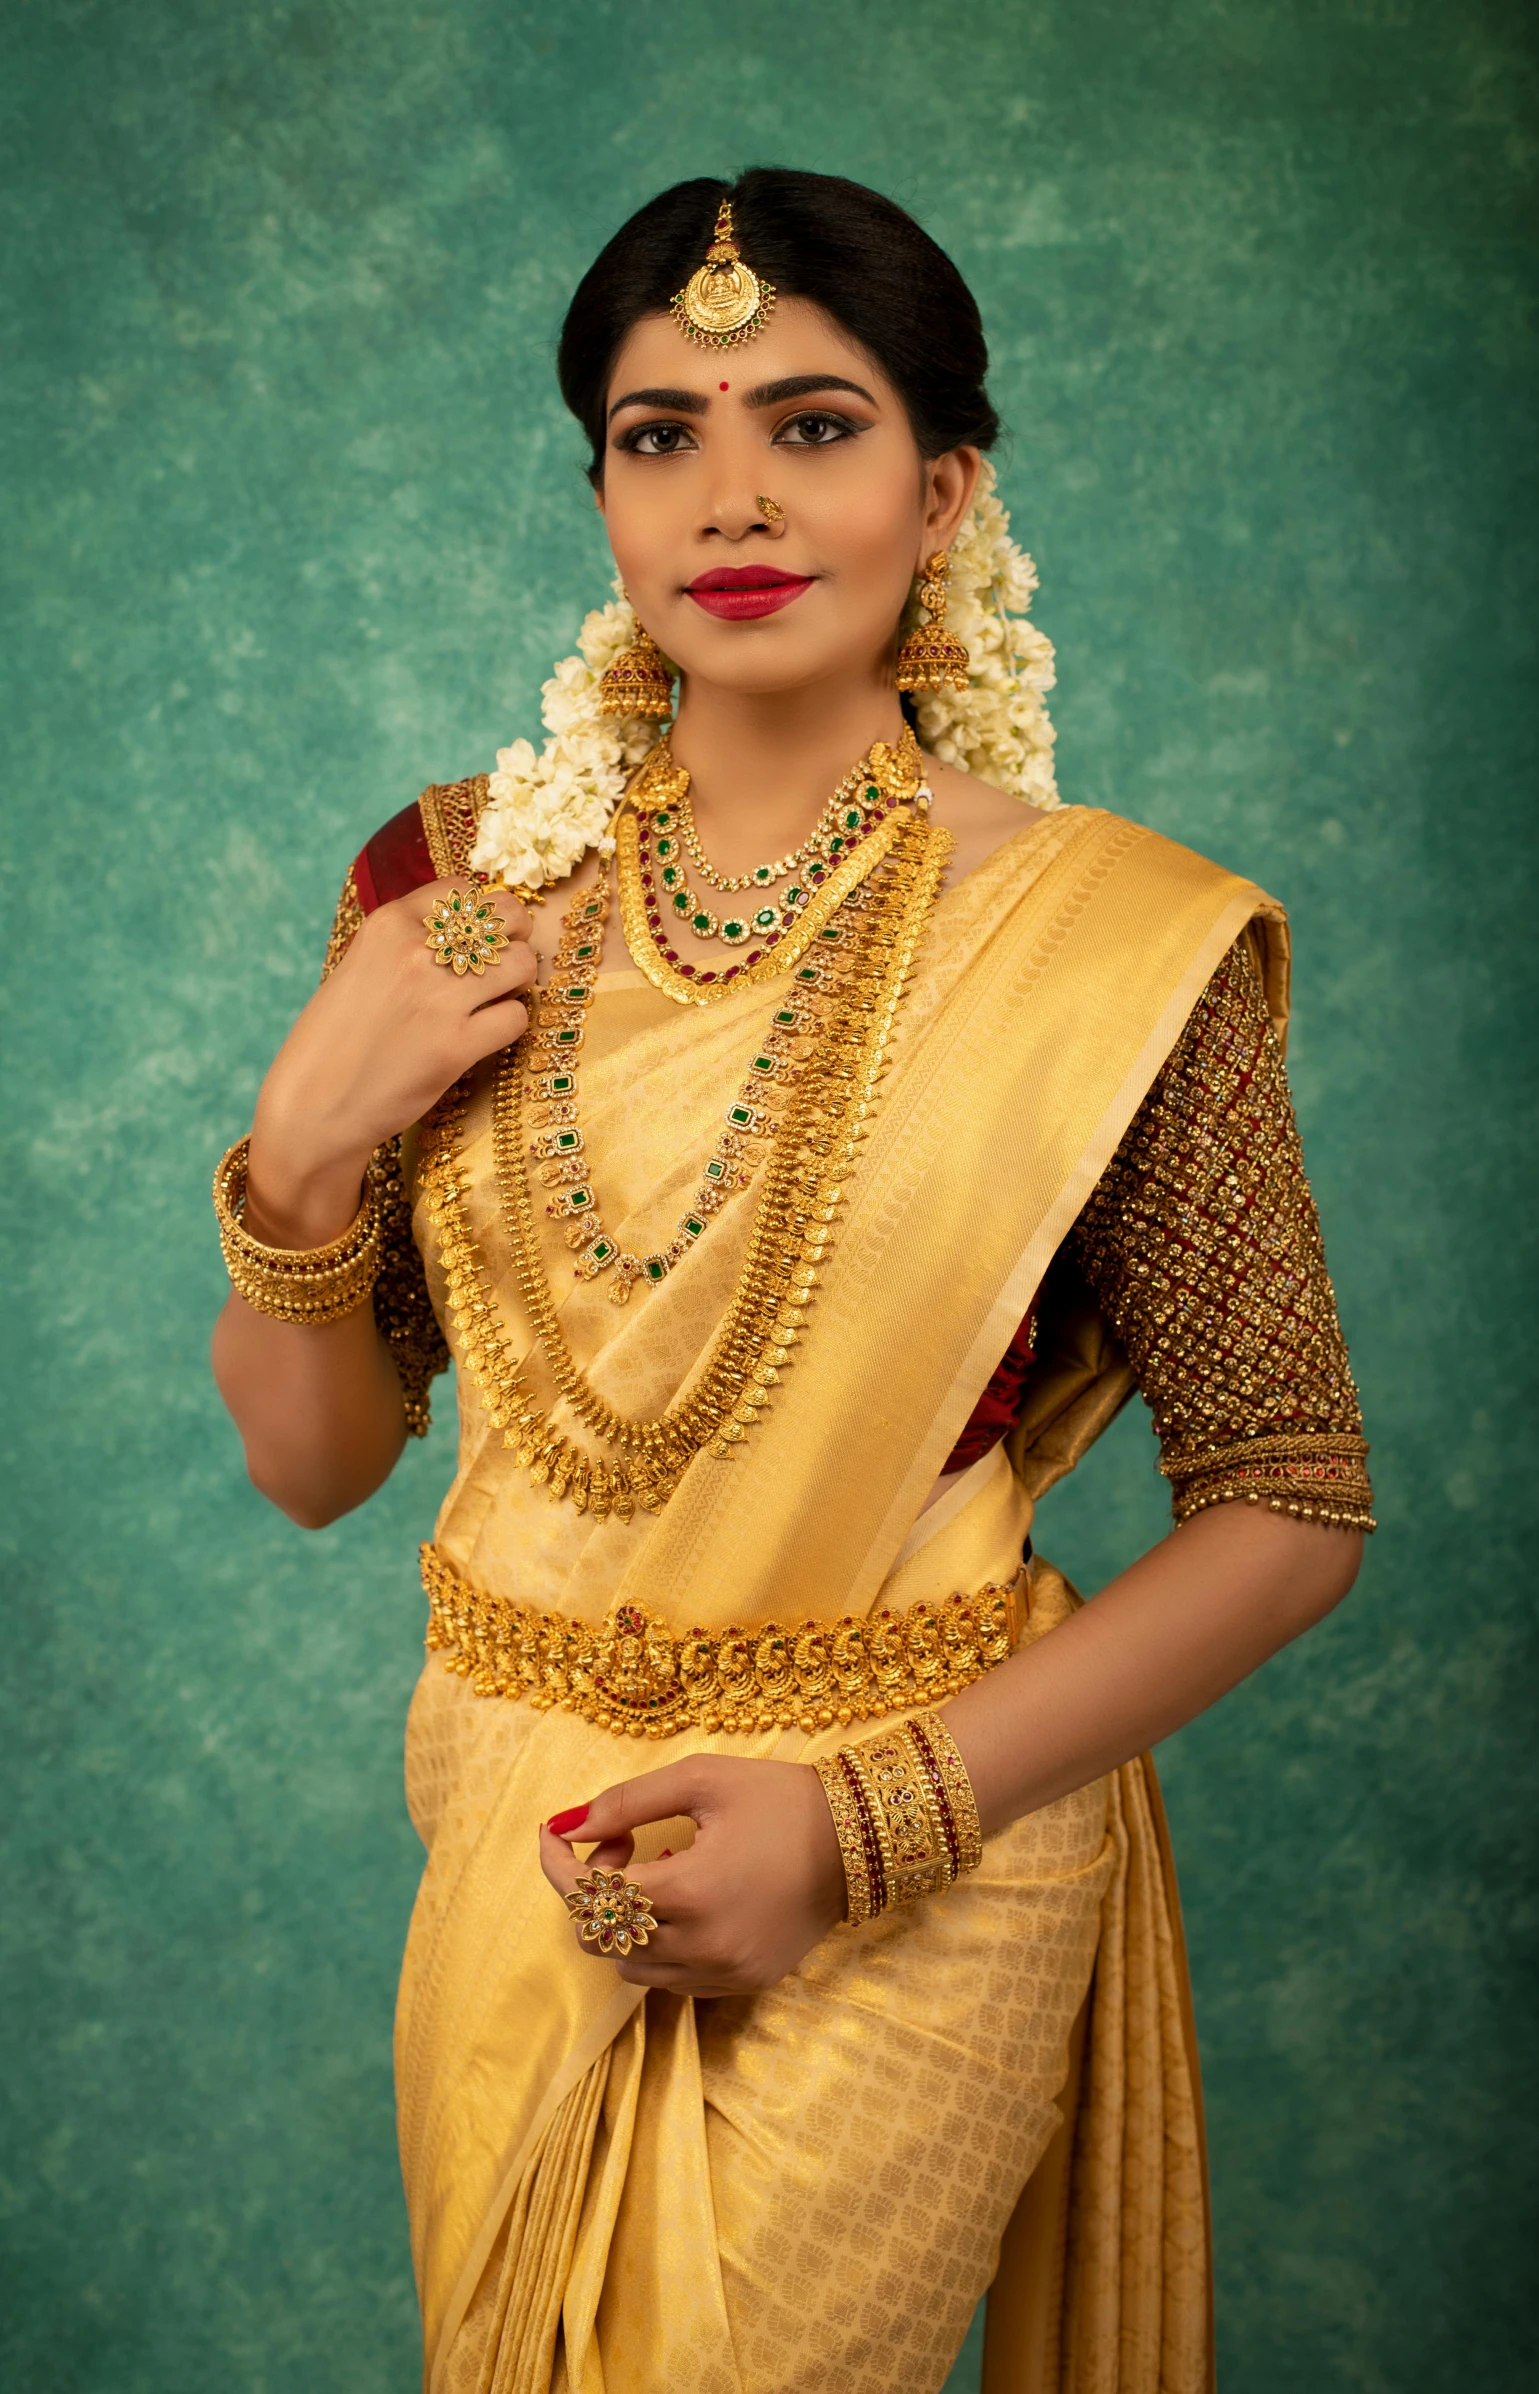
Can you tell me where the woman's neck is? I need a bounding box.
[668,672,909,878]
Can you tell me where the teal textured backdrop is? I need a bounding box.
[2,3,1534,2388]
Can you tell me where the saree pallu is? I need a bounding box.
[395,807,1284,2392]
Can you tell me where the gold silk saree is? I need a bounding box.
[376,801,1293,2394]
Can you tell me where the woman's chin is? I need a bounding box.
[668,633,888,706]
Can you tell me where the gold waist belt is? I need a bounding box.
[420,1543,1028,1740]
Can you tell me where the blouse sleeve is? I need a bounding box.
[1070,937,1374,1531]
[321,870,449,1438]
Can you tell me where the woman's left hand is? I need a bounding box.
[538,1754,846,1995]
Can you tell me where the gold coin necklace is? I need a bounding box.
[417,800,952,1521]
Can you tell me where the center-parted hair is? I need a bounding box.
[558,168,1001,484]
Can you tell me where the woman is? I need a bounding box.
[212,170,1373,2394]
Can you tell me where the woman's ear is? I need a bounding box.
[919,447,981,563]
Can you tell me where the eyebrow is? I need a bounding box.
[741,374,878,409]
[607,386,709,423]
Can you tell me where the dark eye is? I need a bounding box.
[774,411,858,447]
[618,421,698,457]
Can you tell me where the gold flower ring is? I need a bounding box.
[756,493,786,531]
[565,1867,659,1959]
[424,884,512,976]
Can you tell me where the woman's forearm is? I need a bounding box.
[211,1292,408,1527]
[940,1505,1363,1835]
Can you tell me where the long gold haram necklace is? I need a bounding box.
[524,869,847,1305]
[417,804,952,1521]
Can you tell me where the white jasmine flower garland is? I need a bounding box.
[469,466,1058,893]
[468,589,657,891]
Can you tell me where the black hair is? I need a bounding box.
[558,168,1000,485]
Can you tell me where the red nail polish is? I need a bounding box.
[548,1803,590,1835]
[660,1848,673,1858]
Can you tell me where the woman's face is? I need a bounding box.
[597,297,978,702]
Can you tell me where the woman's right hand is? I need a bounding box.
[244,879,536,1247]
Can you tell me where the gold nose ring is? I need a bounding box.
[756,494,786,531]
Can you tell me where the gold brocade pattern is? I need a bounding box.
[420,1540,1027,1735]
[1074,938,1376,1530]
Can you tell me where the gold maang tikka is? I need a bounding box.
[671,200,776,349]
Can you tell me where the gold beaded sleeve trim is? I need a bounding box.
[317,870,449,1436]
[418,775,490,879]
[322,864,365,980]
[420,1543,1028,1738]
[1072,939,1375,1531]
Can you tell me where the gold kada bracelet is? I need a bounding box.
[815,1711,983,1927]
[213,1136,382,1325]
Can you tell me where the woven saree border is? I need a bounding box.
[420,1543,1028,1740]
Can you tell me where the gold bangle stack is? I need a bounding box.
[213,1137,381,1324]
[814,1711,984,1927]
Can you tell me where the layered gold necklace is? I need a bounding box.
[621,727,925,1003]
[417,753,950,1522]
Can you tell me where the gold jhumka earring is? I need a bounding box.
[895,551,971,693]
[671,200,776,349]
[598,620,675,719]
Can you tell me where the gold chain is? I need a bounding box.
[622,726,923,999]
[672,753,868,893]
[417,807,952,1520]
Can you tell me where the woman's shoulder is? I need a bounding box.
[933,766,1276,923]
[349,775,490,914]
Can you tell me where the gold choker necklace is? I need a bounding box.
[619,727,925,1004]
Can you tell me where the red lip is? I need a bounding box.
[685,566,815,621]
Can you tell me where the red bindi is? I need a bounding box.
[719,381,729,391]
